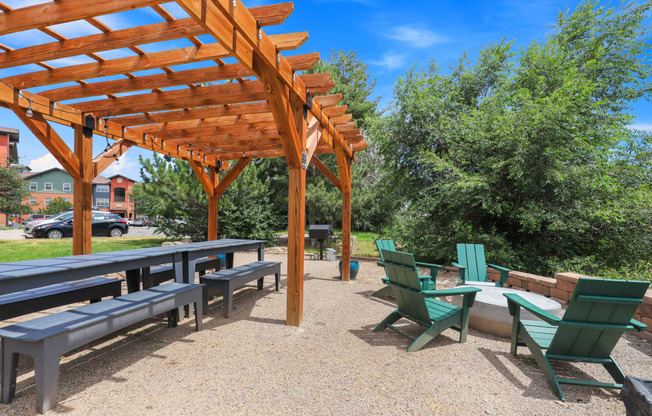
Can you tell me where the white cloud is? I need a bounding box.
[102,155,140,180]
[29,153,63,172]
[369,53,407,71]
[630,123,652,132]
[385,26,448,48]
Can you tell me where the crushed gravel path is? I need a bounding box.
[1,251,650,415]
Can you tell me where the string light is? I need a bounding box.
[1,79,267,161]
[25,99,33,117]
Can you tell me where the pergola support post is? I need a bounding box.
[73,124,93,255]
[287,166,306,326]
[335,145,352,281]
[207,166,219,241]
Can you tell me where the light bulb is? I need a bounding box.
[26,103,33,118]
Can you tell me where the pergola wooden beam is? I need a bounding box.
[41,61,324,102]
[2,34,305,90]
[0,18,206,69]
[0,82,220,168]
[214,157,251,198]
[311,156,342,191]
[10,106,81,178]
[177,0,352,159]
[133,113,276,134]
[189,160,214,197]
[0,0,167,36]
[112,102,272,126]
[70,82,269,116]
[323,106,348,117]
[92,139,133,178]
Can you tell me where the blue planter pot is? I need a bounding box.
[339,260,360,280]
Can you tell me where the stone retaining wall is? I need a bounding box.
[487,269,652,335]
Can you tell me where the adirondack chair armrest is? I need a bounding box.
[415,262,442,284]
[503,293,561,324]
[452,262,466,284]
[487,264,511,273]
[630,318,647,332]
[487,264,511,286]
[422,286,481,297]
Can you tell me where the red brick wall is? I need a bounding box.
[0,134,8,164]
[23,193,72,212]
[109,176,135,219]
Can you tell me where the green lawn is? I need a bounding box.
[0,237,172,262]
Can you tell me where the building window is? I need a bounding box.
[114,187,126,202]
[63,183,71,191]
[96,198,110,207]
[29,182,37,190]
[30,197,36,205]
[44,182,53,191]
[96,185,110,193]
[45,197,51,205]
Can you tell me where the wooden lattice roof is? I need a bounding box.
[0,1,366,170]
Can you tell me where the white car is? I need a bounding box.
[24,212,72,235]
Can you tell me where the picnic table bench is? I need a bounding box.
[0,282,204,414]
[142,256,225,290]
[0,276,122,321]
[200,261,280,317]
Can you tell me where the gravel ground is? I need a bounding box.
[1,251,650,416]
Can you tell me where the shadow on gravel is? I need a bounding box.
[354,289,396,308]
[349,323,458,351]
[4,317,200,414]
[478,346,621,403]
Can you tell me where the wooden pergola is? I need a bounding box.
[0,1,366,326]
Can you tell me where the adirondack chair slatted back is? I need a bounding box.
[548,278,649,358]
[376,240,396,263]
[380,249,430,324]
[457,244,488,283]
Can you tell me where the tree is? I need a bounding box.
[304,50,395,231]
[132,153,280,244]
[307,50,379,129]
[37,197,72,215]
[375,0,652,276]
[0,165,30,225]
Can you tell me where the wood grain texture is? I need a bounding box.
[286,167,306,326]
[73,125,93,256]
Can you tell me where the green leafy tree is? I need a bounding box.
[0,165,30,225]
[304,50,395,231]
[375,0,652,277]
[132,153,280,244]
[37,197,72,215]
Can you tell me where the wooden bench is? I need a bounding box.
[200,261,281,317]
[0,282,204,414]
[0,276,122,321]
[141,256,225,290]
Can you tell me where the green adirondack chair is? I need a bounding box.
[374,249,481,352]
[375,240,441,291]
[504,277,649,401]
[454,243,511,286]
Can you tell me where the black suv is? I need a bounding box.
[31,213,129,239]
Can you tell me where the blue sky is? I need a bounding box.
[1,0,650,180]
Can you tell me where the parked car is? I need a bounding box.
[31,213,129,239]
[27,214,52,222]
[131,219,146,227]
[23,211,73,235]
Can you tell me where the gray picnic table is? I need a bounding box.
[0,239,266,294]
